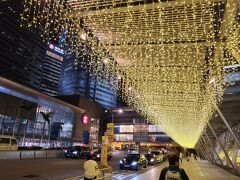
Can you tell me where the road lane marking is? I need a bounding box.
[64,170,139,180]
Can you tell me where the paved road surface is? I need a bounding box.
[0,151,163,180]
[1,151,237,180]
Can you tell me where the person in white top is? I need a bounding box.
[179,152,183,163]
[84,154,100,180]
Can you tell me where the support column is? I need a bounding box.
[199,138,212,162]
[232,141,239,166]
[197,139,210,162]
[195,147,201,158]
[204,132,224,166]
[12,98,22,137]
[201,136,214,162]
[216,107,240,148]
[207,122,235,168]
[196,143,208,160]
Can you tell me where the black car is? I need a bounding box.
[145,153,157,165]
[92,149,112,161]
[119,154,148,171]
[64,146,90,159]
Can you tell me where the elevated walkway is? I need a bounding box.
[131,158,240,180]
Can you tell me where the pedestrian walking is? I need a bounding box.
[84,154,100,180]
[159,154,189,180]
[179,152,183,163]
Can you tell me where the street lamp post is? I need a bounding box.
[111,108,123,123]
[111,111,114,123]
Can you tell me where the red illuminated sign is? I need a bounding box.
[49,44,55,49]
[82,115,89,125]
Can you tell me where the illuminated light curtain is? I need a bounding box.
[227,23,240,64]
[21,0,239,147]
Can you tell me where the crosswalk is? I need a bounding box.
[112,171,139,180]
[64,171,139,180]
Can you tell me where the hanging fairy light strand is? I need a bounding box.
[20,0,239,147]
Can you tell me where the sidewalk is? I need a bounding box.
[130,159,240,180]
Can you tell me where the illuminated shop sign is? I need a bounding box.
[82,115,89,125]
[46,50,63,61]
[48,44,64,55]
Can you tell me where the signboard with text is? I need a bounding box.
[50,122,62,140]
[107,123,114,128]
[101,136,108,167]
[83,131,90,144]
[106,123,114,136]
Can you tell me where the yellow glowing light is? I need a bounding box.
[80,33,87,41]
[20,0,239,148]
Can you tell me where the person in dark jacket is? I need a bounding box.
[159,154,189,180]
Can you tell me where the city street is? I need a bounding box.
[0,151,165,180]
[1,0,240,179]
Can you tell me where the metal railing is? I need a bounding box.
[0,150,64,160]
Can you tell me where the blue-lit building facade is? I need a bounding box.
[58,52,117,109]
[0,77,83,147]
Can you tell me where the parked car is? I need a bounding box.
[145,153,157,165]
[64,146,90,159]
[151,151,163,162]
[128,148,139,154]
[0,135,18,151]
[92,149,112,161]
[119,154,148,171]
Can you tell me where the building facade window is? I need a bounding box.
[114,134,133,141]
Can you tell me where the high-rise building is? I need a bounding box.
[58,53,88,96]
[89,78,117,110]
[0,1,46,90]
[58,52,117,109]
[40,43,64,96]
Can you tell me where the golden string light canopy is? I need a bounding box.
[21,0,239,147]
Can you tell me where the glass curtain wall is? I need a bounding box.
[0,91,75,147]
[114,124,168,143]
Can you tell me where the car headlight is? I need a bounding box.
[131,161,138,166]
[64,150,67,153]
[73,151,77,155]
[150,159,154,162]
[120,160,123,164]
[97,154,100,158]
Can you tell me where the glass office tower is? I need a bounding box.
[0,1,46,90]
[58,52,117,109]
[40,43,64,96]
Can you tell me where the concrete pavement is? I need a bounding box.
[131,158,240,180]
